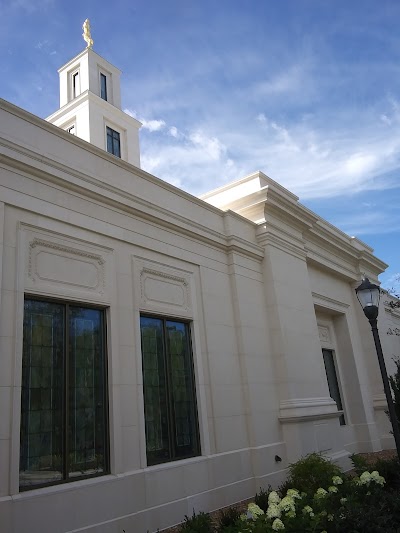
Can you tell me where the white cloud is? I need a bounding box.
[124,108,137,118]
[252,64,308,97]
[188,131,226,160]
[332,211,395,236]
[124,109,165,131]
[169,126,179,137]
[343,153,378,178]
[140,127,236,191]
[141,119,166,132]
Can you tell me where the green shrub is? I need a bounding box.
[285,452,342,494]
[179,510,214,533]
[350,452,368,476]
[336,485,400,533]
[215,506,241,532]
[372,456,400,490]
[389,356,400,428]
[254,486,272,512]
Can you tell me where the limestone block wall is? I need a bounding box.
[0,101,287,532]
[0,99,394,533]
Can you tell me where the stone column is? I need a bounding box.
[257,220,348,466]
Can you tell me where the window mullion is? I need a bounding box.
[163,319,175,461]
[64,304,70,480]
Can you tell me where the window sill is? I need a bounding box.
[12,473,115,500]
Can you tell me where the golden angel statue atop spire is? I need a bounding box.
[82,19,93,49]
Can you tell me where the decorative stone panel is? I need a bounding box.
[133,256,193,318]
[318,325,331,344]
[23,227,112,302]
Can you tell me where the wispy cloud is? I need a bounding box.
[134,99,400,203]
[332,211,400,237]
[8,0,53,12]
[252,64,309,97]
[124,109,166,131]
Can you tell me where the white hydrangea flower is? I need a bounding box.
[302,505,314,516]
[340,497,347,505]
[286,488,301,499]
[332,475,343,485]
[279,496,296,512]
[267,503,282,519]
[315,488,328,498]
[370,470,385,486]
[268,491,281,504]
[248,503,264,517]
[328,485,338,493]
[328,514,334,521]
[360,471,372,485]
[272,518,285,531]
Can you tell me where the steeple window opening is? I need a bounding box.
[71,70,80,100]
[100,73,107,101]
[106,126,121,158]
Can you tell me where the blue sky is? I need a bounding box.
[1,0,400,290]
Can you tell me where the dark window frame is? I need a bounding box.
[322,348,346,426]
[20,295,110,491]
[72,71,80,99]
[140,314,201,466]
[106,126,121,158]
[100,73,107,101]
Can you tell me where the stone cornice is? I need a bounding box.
[0,153,263,262]
[46,91,142,128]
[256,224,308,261]
[312,292,350,313]
[57,47,122,75]
[0,98,223,215]
[202,170,388,279]
[0,105,263,261]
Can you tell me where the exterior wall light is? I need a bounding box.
[355,277,400,459]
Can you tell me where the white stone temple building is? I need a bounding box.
[0,40,400,533]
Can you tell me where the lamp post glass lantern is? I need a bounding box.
[355,277,400,460]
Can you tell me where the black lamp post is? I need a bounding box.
[355,277,400,460]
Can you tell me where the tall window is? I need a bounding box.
[140,316,200,466]
[20,299,108,490]
[100,73,107,101]
[106,126,121,158]
[322,349,345,426]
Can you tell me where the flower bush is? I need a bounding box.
[237,470,388,532]
[178,453,400,533]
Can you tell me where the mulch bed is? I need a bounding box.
[160,450,397,532]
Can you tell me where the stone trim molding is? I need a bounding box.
[279,397,340,423]
[372,394,388,411]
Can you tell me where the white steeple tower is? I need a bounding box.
[46,20,141,167]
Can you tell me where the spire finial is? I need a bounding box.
[82,19,93,49]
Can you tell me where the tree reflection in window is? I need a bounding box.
[20,300,108,489]
[140,316,200,465]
